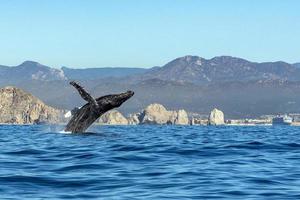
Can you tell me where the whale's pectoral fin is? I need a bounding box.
[70,81,99,108]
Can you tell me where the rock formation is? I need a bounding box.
[132,103,189,125]
[98,110,128,125]
[0,86,64,124]
[128,113,141,125]
[171,109,189,125]
[140,104,171,124]
[208,108,225,125]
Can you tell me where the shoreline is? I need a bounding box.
[1,123,299,126]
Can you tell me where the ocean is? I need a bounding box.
[0,125,300,199]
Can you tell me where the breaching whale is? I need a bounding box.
[65,81,134,133]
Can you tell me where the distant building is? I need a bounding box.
[272,115,293,125]
[289,113,300,122]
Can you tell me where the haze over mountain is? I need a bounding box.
[1,55,300,118]
[61,66,147,80]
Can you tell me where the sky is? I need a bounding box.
[0,0,299,68]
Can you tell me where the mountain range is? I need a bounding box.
[1,56,300,118]
[61,66,147,80]
[0,61,147,83]
[294,63,300,68]
[133,56,300,84]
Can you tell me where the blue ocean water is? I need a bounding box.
[0,125,300,199]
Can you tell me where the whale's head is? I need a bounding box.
[112,90,134,107]
[97,90,134,110]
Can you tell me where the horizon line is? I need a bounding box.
[1,55,299,69]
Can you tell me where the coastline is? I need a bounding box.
[1,122,299,126]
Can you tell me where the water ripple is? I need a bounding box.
[0,125,300,199]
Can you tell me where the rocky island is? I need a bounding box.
[0,86,224,126]
[2,86,298,127]
[98,104,189,125]
[0,86,64,124]
[208,108,225,125]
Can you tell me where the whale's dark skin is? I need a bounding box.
[65,81,134,133]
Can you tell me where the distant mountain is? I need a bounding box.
[1,56,300,118]
[0,61,66,84]
[0,61,148,83]
[294,63,300,68]
[61,66,148,80]
[13,78,299,119]
[137,56,300,84]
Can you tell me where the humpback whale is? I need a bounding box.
[65,81,134,133]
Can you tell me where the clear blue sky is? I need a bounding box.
[0,0,299,68]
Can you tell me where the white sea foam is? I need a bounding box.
[59,130,72,134]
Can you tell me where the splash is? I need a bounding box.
[59,130,72,134]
